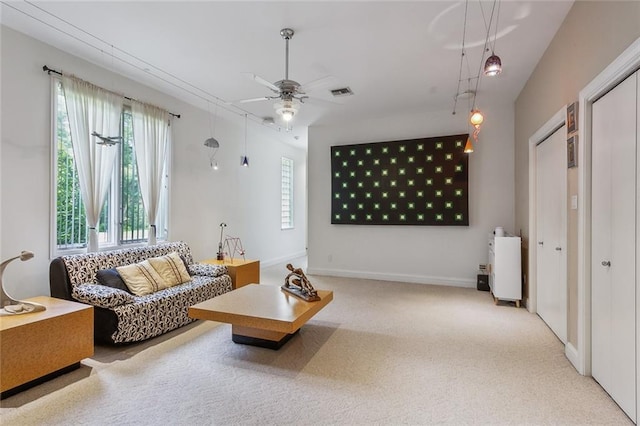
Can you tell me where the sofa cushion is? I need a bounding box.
[148,252,191,287]
[96,268,132,294]
[117,260,169,296]
[72,283,136,308]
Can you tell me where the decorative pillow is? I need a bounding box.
[179,254,192,275]
[96,268,132,294]
[116,260,169,296]
[188,263,228,278]
[72,283,136,308]
[147,252,192,287]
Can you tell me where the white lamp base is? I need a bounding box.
[0,301,46,316]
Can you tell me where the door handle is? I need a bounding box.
[602,260,611,267]
[555,247,562,251]
[538,241,544,246]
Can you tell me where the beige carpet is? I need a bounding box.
[0,264,631,425]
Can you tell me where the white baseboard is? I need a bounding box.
[260,251,307,268]
[565,342,581,374]
[306,267,475,288]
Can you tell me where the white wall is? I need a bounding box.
[307,106,515,287]
[0,26,306,299]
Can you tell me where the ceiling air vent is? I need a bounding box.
[330,87,354,97]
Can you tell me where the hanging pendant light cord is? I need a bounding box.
[470,0,498,112]
[492,0,502,53]
[452,0,470,115]
[244,114,248,155]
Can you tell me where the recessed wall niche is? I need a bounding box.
[330,134,469,226]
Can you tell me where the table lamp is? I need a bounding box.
[0,251,46,315]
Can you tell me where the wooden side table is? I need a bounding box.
[0,296,94,398]
[201,258,260,289]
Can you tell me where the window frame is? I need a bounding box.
[281,156,294,230]
[50,77,170,257]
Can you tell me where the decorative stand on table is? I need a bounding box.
[281,263,320,302]
[0,251,46,315]
[223,236,246,262]
[216,223,227,260]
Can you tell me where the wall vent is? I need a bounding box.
[330,87,354,97]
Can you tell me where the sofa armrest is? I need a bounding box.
[50,257,73,300]
[188,263,228,278]
[72,283,136,309]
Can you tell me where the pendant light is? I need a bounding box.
[484,0,503,76]
[241,114,249,167]
[204,100,220,170]
[470,109,484,128]
[464,137,474,153]
[484,54,502,76]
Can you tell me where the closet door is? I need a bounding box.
[591,71,637,420]
[535,126,567,343]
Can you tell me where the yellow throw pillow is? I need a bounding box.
[117,260,170,296]
[147,252,191,287]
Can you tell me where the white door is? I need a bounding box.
[535,126,567,343]
[591,71,637,421]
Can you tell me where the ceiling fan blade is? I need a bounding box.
[241,72,279,93]
[299,75,337,94]
[237,97,271,104]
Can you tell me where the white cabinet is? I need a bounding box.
[488,236,522,307]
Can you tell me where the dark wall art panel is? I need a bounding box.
[331,134,469,226]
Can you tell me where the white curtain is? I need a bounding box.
[131,101,170,245]
[62,75,123,252]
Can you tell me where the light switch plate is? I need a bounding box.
[571,195,578,210]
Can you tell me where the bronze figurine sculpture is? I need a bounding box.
[282,263,320,302]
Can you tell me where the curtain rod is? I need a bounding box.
[43,65,181,118]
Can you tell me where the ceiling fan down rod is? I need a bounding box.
[280,28,294,81]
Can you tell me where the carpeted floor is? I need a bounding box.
[0,260,631,425]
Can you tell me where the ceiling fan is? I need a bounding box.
[238,28,335,122]
[92,131,122,146]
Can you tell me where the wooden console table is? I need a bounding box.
[200,258,260,289]
[0,296,94,398]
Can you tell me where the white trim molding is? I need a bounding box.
[577,37,640,377]
[261,250,308,268]
[306,267,475,288]
[527,107,566,316]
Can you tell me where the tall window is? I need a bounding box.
[281,157,294,229]
[53,80,168,253]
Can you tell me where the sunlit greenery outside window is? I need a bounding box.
[54,81,168,252]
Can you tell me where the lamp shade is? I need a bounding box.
[484,54,502,76]
[464,137,474,153]
[204,137,219,148]
[470,110,484,127]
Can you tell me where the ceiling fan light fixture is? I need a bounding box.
[275,99,299,122]
[281,109,295,122]
[484,53,502,76]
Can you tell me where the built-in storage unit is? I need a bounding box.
[591,69,638,421]
[488,235,522,307]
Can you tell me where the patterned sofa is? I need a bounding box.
[49,241,232,344]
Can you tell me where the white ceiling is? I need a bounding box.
[1,1,574,145]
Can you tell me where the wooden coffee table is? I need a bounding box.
[189,284,333,349]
